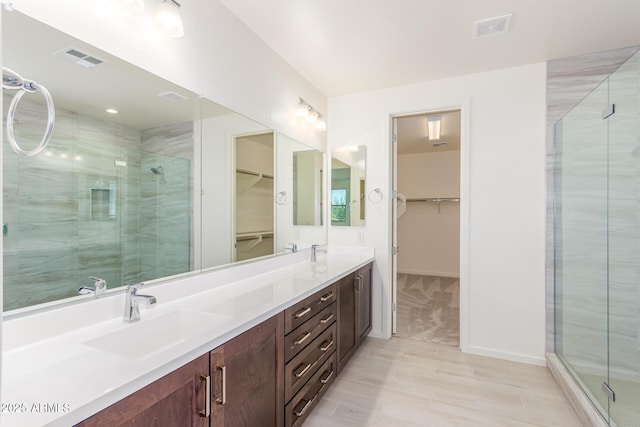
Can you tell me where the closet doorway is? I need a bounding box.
[391,110,461,347]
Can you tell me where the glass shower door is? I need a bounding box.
[554,79,610,421]
[607,50,640,427]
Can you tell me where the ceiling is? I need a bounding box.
[219,0,640,96]
[397,110,461,155]
[3,11,230,132]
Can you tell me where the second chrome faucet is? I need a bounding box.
[123,283,157,323]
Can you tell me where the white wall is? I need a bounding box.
[398,151,460,277]
[5,0,326,150]
[328,63,547,365]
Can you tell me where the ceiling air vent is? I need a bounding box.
[473,14,512,38]
[54,47,105,68]
[158,91,189,102]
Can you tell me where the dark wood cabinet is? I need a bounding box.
[75,354,209,427]
[76,262,372,427]
[210,313,284,427]
[337,263,373,372]
[356,263,373,341]
[337,272,357,370]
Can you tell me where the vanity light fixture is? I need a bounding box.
[427,115,441,140]
[154,0,184,39]
[296,98,326,131]
[106,108,119,114]
[296,98,310,117]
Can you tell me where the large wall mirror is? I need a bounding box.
[2,10,326,312]
[330,145,366,227]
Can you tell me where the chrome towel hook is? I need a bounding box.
[3,67,55,157]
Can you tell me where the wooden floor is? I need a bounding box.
[304,338,582,426]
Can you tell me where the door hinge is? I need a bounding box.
[602,104,615,120]
[392,133,397,144]
[392,303,397,311]
[602,382,616,402]
[392,246,398,255]
[392,190,398,199]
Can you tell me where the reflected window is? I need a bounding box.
[331,189,348,223]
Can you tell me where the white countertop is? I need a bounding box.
[1,247,374,426]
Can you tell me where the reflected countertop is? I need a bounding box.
[1,246,374,427]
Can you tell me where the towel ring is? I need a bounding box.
[276,190,288,205]
[3,67,56,157]
[368,188,383,204]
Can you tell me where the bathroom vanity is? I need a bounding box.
[1,249,373,427]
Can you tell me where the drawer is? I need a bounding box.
[285,323,336,402]
[285,352,337,427]
[284,302,336,362]
[284,283,336,334]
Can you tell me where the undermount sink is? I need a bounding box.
[84,309,232,360]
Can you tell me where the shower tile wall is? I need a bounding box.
[3,96,193,310]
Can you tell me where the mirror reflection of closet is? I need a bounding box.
[293,150,324,226]
[330,145,366,226]
[233,132,275,261]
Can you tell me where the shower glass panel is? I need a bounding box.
[607,52,640,427]
[554,79,609,420]
[2,95,192,311]
[555,49,640,426]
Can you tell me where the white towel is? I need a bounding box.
[397,192,407,218]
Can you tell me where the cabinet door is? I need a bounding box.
[337,272,357,370]
[356,263,373,341]
[211,313,284,427]
[76,354,209,427]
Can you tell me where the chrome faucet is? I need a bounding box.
[285,243,298,253]
[311,244,327,262]
[78,277,107,296]
[123,283,157,323]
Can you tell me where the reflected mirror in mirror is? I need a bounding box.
[330,145,366,227]
[275,133,326,252]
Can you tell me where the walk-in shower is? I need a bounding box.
[554,49,640,426]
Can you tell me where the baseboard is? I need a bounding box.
[398,269,459,278]
[546,353,608,427]
[367,329,388,339]
[463,344,546,366]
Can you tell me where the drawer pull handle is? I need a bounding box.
[294,362,312,378]
[294,331,311,345]
[199,375,211,417]
[294,307,312,318]
[320,313,334,324]
[320,370,334,384]
[320,291,334,302]
[320,340,334,352]
[216,366,226,405]
[293,398,313,417]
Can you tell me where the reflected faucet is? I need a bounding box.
[78,277,107,297]
[285,243,298,253]
[123,283,157,323]
[311,244,327,262]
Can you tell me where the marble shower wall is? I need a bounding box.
[3,96,193,310]
[548,47,640,383]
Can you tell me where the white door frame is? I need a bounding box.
[389,101,471,352]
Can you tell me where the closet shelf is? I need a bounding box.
[236,168,274,179]
[236,169,274,193]
[404,197,459,214]
[236,230,274,241]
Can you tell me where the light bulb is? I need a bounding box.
[306,111,319,123]
[316,118,327,131]
[296,101,309,117]
[155,0,184,38]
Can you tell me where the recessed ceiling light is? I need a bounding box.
[106,108,118,114]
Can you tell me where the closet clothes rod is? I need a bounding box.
[405,197,460,214]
